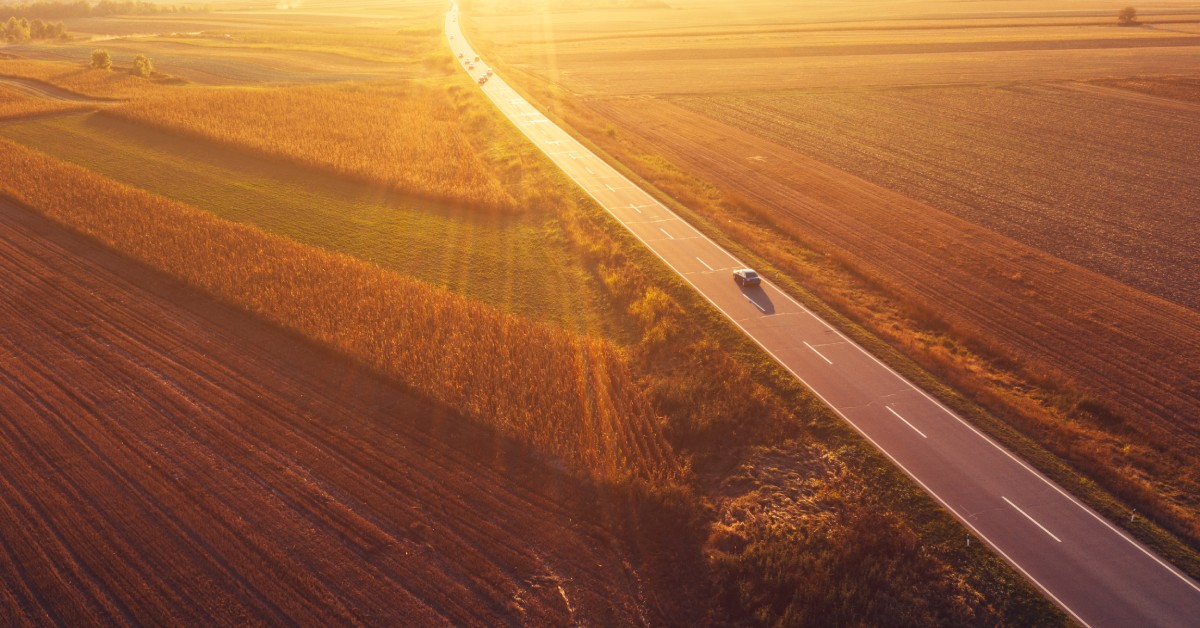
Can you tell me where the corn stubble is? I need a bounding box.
[0,139,676,485]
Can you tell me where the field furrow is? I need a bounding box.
[0,199,653,625]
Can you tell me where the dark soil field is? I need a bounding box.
[0,199,676,625]
[673,81,1200,310]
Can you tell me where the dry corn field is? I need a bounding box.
[109,81,519,210]
[0,139,677,485]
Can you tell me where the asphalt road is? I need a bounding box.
[446,8,1200,626]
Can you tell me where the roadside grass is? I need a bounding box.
[481,60,1200,578]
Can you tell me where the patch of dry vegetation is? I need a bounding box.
[0,138,677,485]
[110,81,522,209]
[0,58,168,98]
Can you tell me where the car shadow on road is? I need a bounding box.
[739,286,775,315]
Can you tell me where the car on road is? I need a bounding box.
[478,76,488,85]
[474,56,480,62]
[733,269,761,287]
[486,69,493,77]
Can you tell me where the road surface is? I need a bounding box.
[446,7,1200,626]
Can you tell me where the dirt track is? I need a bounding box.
[0,199,661,625]
[0,75,104,101]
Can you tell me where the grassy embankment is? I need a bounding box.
[467,45,1200,576]
[0,35,1063,628]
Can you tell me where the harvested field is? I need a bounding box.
[580,94,1200,538]
[673,82,1200,309]
[0,198,670,625]
[469,0,1200,94]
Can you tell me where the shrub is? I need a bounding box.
[90,49,112,70]
[131,53,153,77]
[1118,7,1138,25]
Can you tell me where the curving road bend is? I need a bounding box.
[446,6,1200,626]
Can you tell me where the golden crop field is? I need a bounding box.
[113,81,517,209]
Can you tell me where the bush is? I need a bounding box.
[90,49,112,70]
[131,54,153,77]
[1118,7,1138,25]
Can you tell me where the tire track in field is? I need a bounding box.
[0,75,107,102]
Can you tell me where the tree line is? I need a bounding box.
[0,1,208,20]
[2,16,65,41]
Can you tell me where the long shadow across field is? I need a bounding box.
[0,112,603,329]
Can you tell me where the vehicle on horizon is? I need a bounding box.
[733,269,760,287]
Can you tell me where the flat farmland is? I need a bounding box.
[0,198,663,625]
[471,0,1200,94]
[674,82,1200,309]
[469,0,1200,551]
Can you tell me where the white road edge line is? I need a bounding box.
[696,257,714,271]
[1003,496,1063,543]
[802,341,834,365]
[885,406,928,439]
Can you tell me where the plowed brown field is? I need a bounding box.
[673,83,1200,310]
[0,199,670,625]
[571,94,1200,540]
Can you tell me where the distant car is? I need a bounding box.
[458,53,463,58]
[733,269,760,287]
[486,69,493,77]
[478,76,488,85]
[473,56,480,62]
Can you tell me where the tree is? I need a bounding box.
[91,48,112,70]
[3,16,31,42]
[1118,7,1138,26]
[131,53,153,77]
